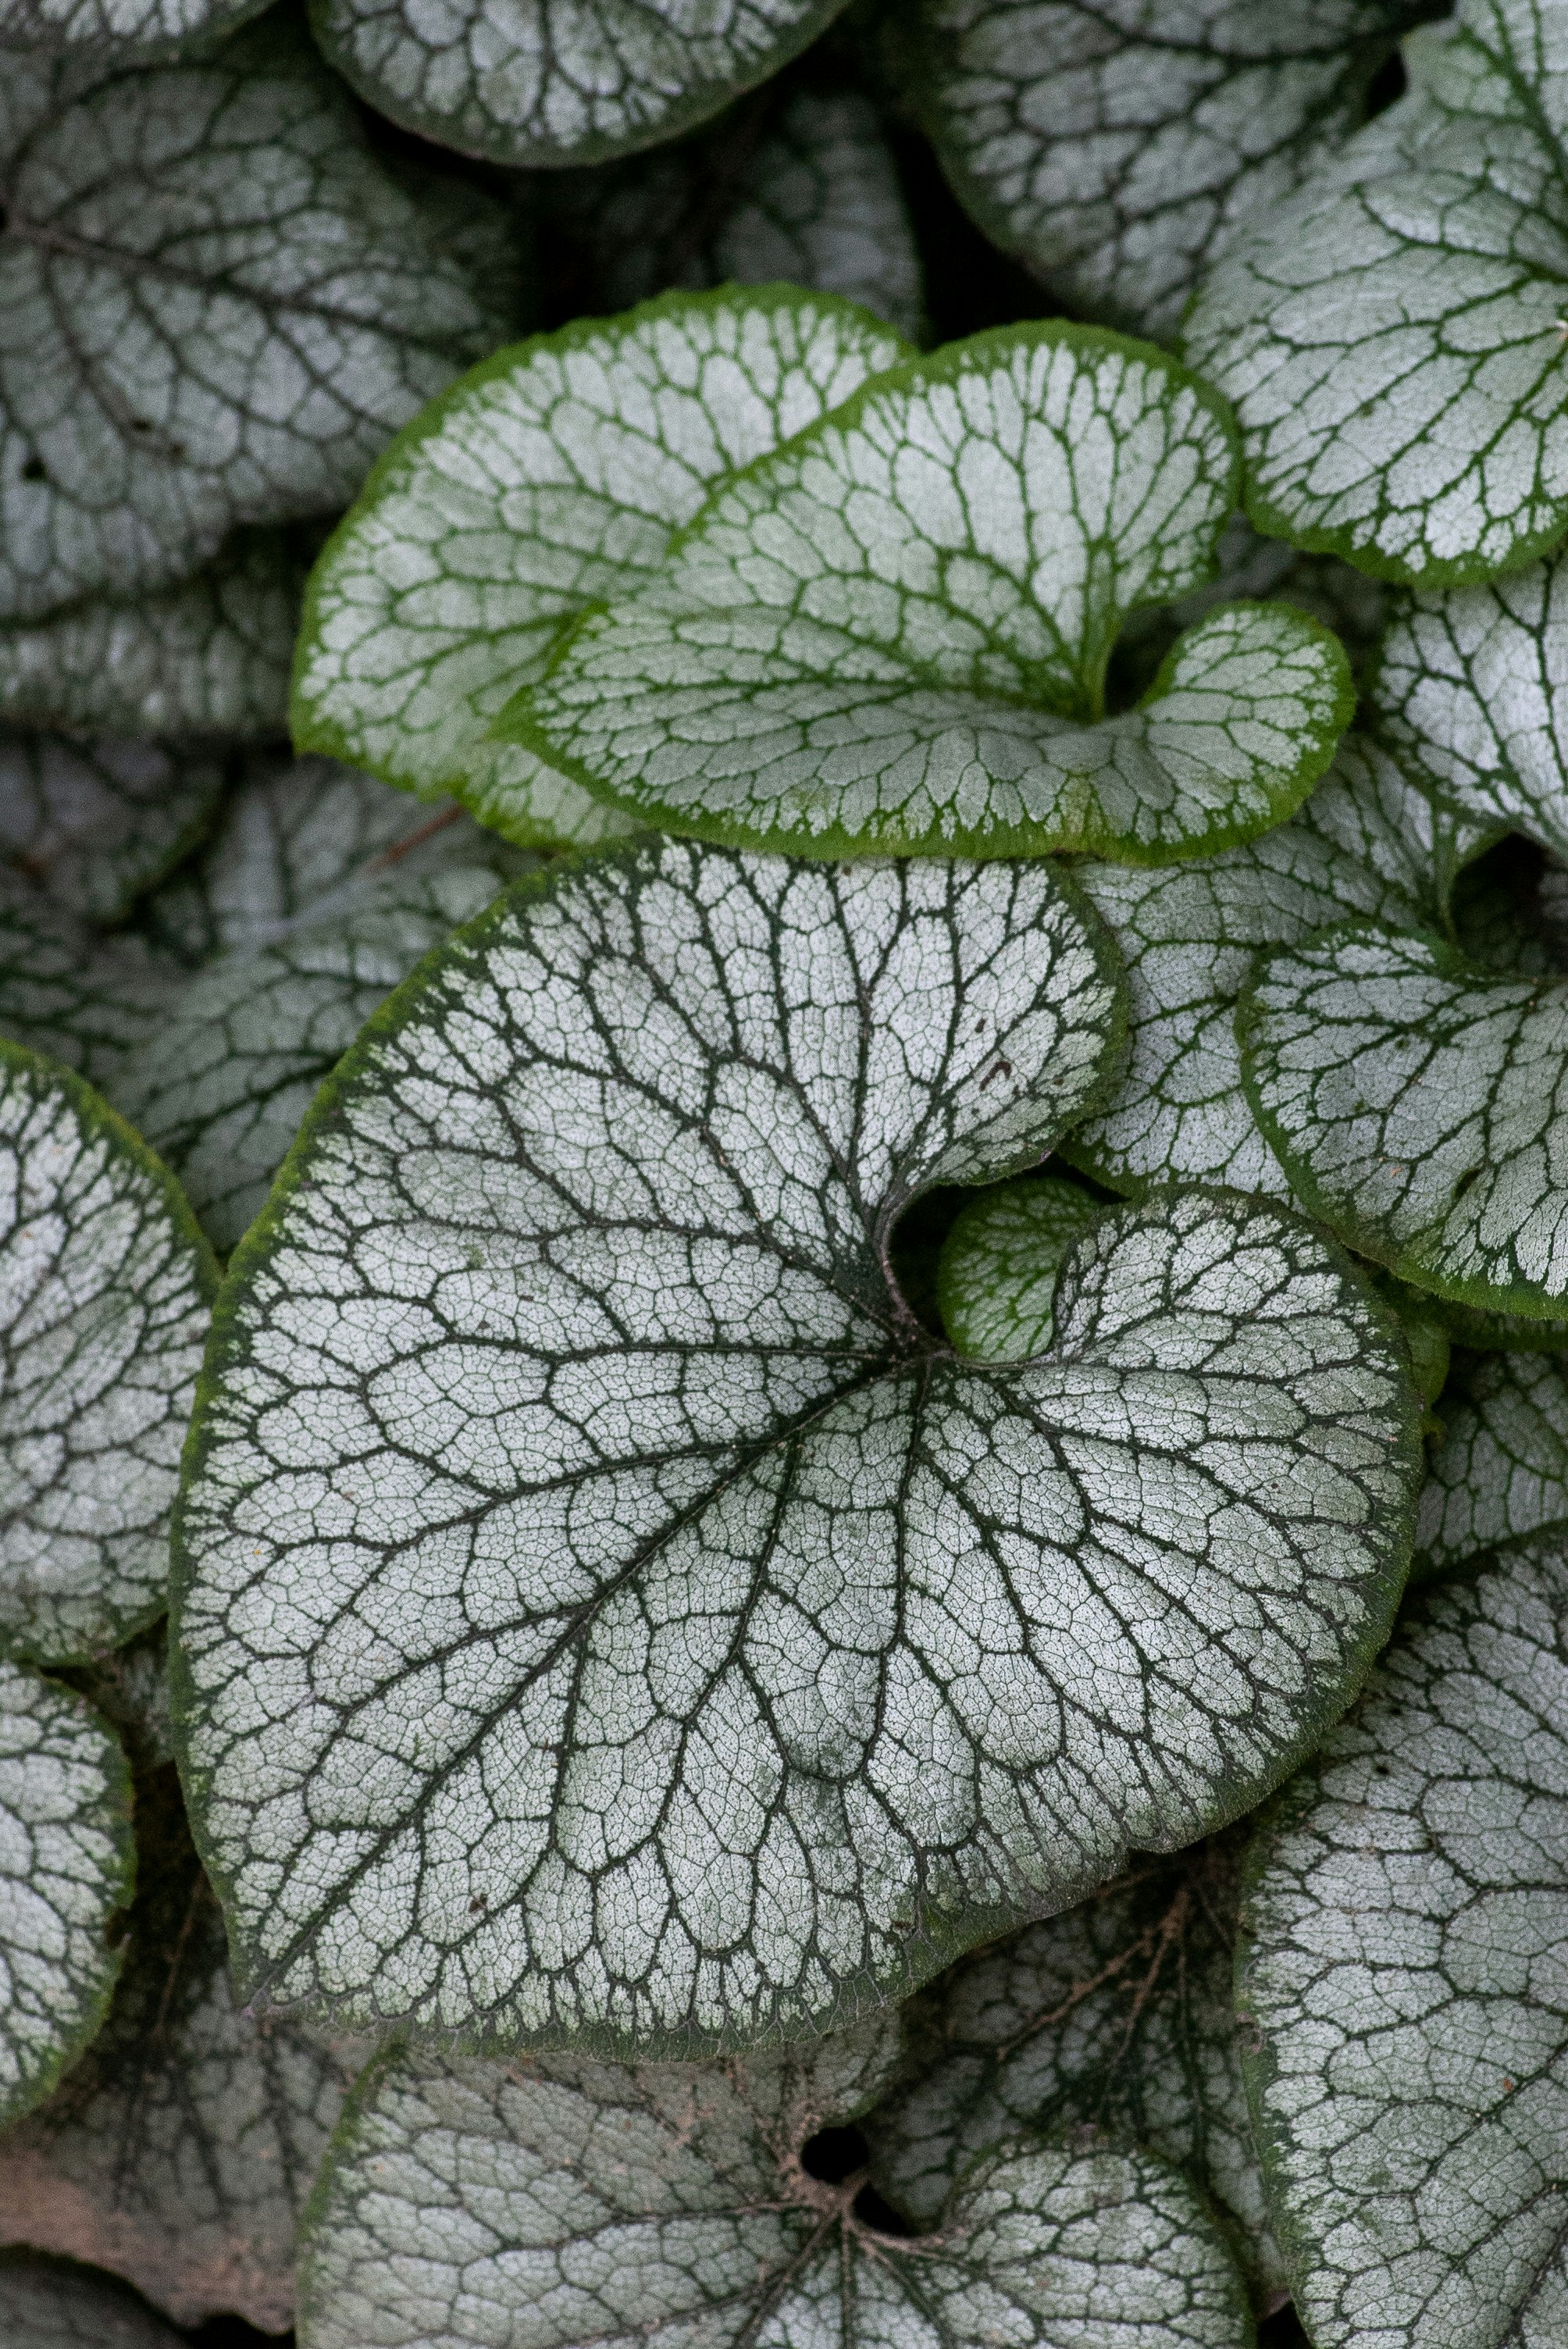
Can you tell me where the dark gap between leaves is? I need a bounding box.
[1257,2302,1312,2349]
[184,2319,292,2347]
[1362,45,1409,117]
[799,2122,868,2183]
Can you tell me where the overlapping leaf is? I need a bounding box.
[0,1664,132,2128]
[297,2019,1254,2349]
[1240,920,1568,1320]
[0,737,223,922]
[866,1834,1286,2308]
[544,86,924,340]
[293,287,909,852]
[0,758,527,1251]
[1371,542,1568,859]
[1238,1533,1568,2349]
[0,1042,216,1662]
[0,26,516,624]
[514,323,1353,859]
[1185,2,1568,586]
[911,0,1429,340]
[936,1171,1109,1360]
[0,2257,183,2349]
[0,529,319,742]
[0,1756,353,2332]
[1066,738,1478,1199]
[1417,1350,1568,1577]
[174,836,1422,2056]
[308,0,855,169]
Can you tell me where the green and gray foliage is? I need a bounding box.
[5,7,1568,2340]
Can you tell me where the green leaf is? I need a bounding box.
[936,1171,1110,1359]
[0,25,515,624]
[297,2024,1254,2349]
[1417,1350,1568,1578]
[0,1039,216,1663]
[1370,543,1568,861]
[544,85,925,342]
[0,736,223,923]
[0,0,265,57]
[292,286,910,854]
[0,1663,132,2128]
[173,836,1422,2056]
[511,323,1355,861]
[0,529,319,743]
[308,0,856,169]
[865,1834,1286,2308]
[1185,5,1568,586]
[1239,918,1568,1320]
[912,0,1428,341]
[0,2257,183,2349]
[1066,738,1474,1199]
[1237,1532,1568,2349]
[0,1757,353,2332]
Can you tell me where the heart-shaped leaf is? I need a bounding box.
[0,1664,132,2127]
[1066,739,1477,1199]
[0,529,318,743]
[0,1752,353,2332]
[173,835,1422,2056]
[0,2256,184,2349]
[0,736,223,923]
[936,1171,1110,1360]
[0,1040,216,1663]
[1417,1350,1568,1579]
[0,26,515,624]
[1239,919,1568,1320]
[296,2024,1254,2349]
[292,286,910,853]
[911,0,1427,341]
[865,1832,1286,2308]
[1238,1531,1568,2349]
[511,323,1355,861]
[1370,543,1568,861]
[308,0,855,169]
[1185,4,1568,586]
[544,86,924,341]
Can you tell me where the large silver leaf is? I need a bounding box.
[296,2022,1253,2348]
[174,836,1421,2056]
[1239,1533,1568,2349]
[0,26,515,623]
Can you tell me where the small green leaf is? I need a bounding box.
[0,529,319,743]
[912,0,1428,341]
[512,323,1353,861]
[1238,1532,1568,2349]
[174,836,1421,2055]
[936,1171,1109,1360]
[1067,739,1474,1199]
[1371,543,1568,859]
[0,1756,353,2332]
[1417,1350,1568,1579]
[0,26,515,623]
[292,286,910,853]
[865,1834,1286,2308]
[308,0,856,169]
[0,1040,216,1663]
[0,736,223,923]
[1185,5,1568,586]
[297,2026,1254,2349]
[0,2257,183,2349]
[0,1664,133,2128]
[545,85,925,341]
[1239,919,1568,1320]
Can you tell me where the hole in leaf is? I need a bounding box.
[798,2123,868,2184]
[852,2181,916,2238]
[1452,1165,1484,1201]
[20,455,45,483]
[1362,46,1408,119]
